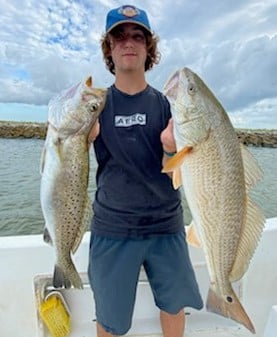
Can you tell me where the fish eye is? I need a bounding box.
[226,296,233,303]
[89,103,99,111]
[187,83,195,95]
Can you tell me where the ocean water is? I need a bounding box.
[0,138,276,237]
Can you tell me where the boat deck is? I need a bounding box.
[0,217,277,337]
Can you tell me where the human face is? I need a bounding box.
[109,24,147,74]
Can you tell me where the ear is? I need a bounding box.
[163,70,180,101]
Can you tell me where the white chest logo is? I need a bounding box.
[115,113,146,127]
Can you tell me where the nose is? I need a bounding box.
[121,37,137,50]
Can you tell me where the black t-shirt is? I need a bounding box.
[91,84,184,237]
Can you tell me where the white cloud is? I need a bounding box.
[0,0,276,128]
[230,97,277,129]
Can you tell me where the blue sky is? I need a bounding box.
[0,0,276,128]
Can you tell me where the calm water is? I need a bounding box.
[0,138,276,236]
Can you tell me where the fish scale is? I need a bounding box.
[162,67,265,333]
[40,77,106,289]
[189,139,245,285]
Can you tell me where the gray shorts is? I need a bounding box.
[88,232,203,335]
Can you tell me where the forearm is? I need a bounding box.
[160,118,177,176]
[162,147,176,177]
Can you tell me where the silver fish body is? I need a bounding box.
[163,67,265,333]
[40,77,106,288]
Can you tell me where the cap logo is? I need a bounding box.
[119,5,140,18]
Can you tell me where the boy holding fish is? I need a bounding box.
[87,5,203,337]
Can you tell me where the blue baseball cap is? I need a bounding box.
[105,5,152,34]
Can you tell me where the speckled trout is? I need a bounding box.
[162,67,265,333]
[40,77,106,288]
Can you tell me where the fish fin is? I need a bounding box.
[206,286,255,334]
[54,138,64,162]
[72,234,83,255]
[172,168,183,189]
[71,228,84,255]
[53,261,83,289]
[240,144,263,192]
[162,146,192,173]
[229,196,265,282]
[40,146,46,175]
[43,227,53,245]
[185,222,201,248]
[53,265,71,289]
[228,145,265,282]
[72,195,92,254]
[86,76,92,87]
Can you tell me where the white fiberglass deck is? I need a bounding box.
[0,217,277,337]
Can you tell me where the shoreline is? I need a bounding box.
[0,120,277,147]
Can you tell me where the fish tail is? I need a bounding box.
[206,286,255,334]
[53,265,71,288]
[53,261,83,289]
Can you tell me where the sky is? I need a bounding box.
[0,0,276,129]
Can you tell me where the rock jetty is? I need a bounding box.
[0,120,277,147]
[236,129,277,148]
[0,121,47,139]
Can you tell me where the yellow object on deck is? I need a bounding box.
[39,291,71,337]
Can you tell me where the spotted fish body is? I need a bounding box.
[40,77,106,288]
[163,67,265,333]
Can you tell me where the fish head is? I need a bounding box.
[163,67,225,146]
[48,77,107,138]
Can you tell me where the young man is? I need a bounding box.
[88,5,203,337]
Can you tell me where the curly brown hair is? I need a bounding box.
[100,27,161,75]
